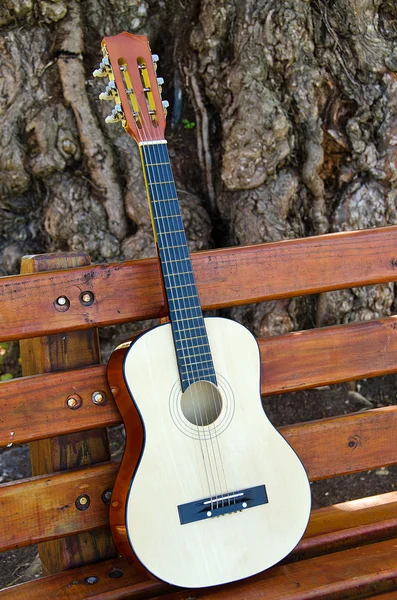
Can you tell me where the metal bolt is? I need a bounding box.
[66,394,82,410]
[80,291,94,306]
[102,488,112,504]
[75,494,90,511]
[92,390,107,405]
[84,576,99,585]
[54,296,70,312]
[108,567,124,579]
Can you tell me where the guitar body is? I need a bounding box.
[109,317,311,588]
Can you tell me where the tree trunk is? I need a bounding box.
[1,0,397,338]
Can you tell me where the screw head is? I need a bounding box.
[92,391,107,405]
[54,296,70,312]
[80,291,94,306]
[66,395,82,410]
[75,494,90,511]
[101,488,112,504]
[84,576,99,585]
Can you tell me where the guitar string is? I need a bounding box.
[153,139,233,510]
[136,91,223,507]
[146,140,226,509]
[146,121,232,509]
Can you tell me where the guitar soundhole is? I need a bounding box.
[181,381,223,427]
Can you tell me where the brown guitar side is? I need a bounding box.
[107,338,149,578]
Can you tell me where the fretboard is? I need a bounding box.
[140,141,216,392]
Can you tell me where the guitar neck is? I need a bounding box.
[139,141,217,392]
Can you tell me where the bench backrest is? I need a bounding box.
[0,226,397,590]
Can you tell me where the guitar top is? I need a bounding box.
[94,32,311,589]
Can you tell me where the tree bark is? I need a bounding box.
[1,0,397,336]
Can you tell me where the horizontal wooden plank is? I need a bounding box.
[0,407,396,553]
[0,462,118,552]
[0,365,117,447]
[0,556,165,599]
[2,537,397,600]
[2,315,397,447]
[1,227,397,341]
[155,537,397,600]
[260,314,397,395]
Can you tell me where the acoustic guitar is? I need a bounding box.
[94,32,311,589]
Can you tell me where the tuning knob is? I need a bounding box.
[105,104,124,124]
[99,81,118,101]
[162,100,169,115]
[93,57,112,78]
[152,54,159,63]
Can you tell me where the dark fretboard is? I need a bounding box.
[140,141,216,392]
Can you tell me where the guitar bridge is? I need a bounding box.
[178,485,268,525]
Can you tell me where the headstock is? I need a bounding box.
[94,32,168,143]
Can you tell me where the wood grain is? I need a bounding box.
[19,253,116,574]
[1,537,397,599]
[2,227,397,342]
[0,409,396,553]
[154,537,397,600]
[2,315,397,446]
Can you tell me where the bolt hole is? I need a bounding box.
[108,567,124,579]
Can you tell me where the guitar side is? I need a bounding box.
[109,318,311,588]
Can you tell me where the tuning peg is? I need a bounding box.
[157,77,164,93]
[99,81,118,101]
[162,100,169,115]
[93,57,111,78]
[105,104,124,124]
[152,54,159,63]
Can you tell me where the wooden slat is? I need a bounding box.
[0,365,117,446]
[1,227,397,342]
[2,537,397,600]
[0,462,118,552]
[2,315,397,447]
[1,408,396,553]
[260,314,397,395]
[154,538,397,600]
[0,557,165,600]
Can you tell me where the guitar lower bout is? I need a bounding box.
[108,317,311,588]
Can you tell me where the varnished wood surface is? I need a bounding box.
[19,253,115,573]
[0,462,118,552]
[0,409,396,553]
[1,536,397,599]
[2,314,397,446]
[153,537,397,600]
[2,227,397,341]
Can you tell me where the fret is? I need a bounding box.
[148,180,175,186]
[141,142,217,391]
[158,229,186,236]
[154,214,182,220]
[164,283,197,291]
[178,350,214,360]
[172,316,203,323]
[180,365,216,376]
[179,358,214,369]
[163,270,194,278]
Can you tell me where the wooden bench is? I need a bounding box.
[1,226,397,599]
